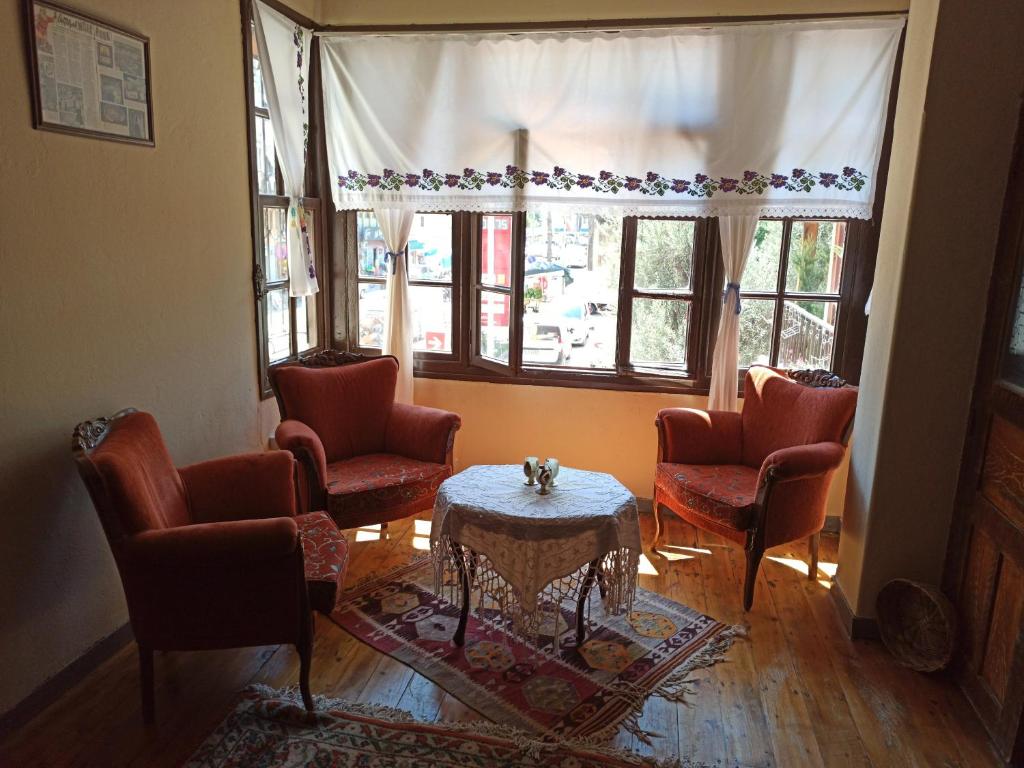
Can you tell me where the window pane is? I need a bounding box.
[411,285,452,352]
[358,283,386,348]
[296,294,317,353]
[357,212,389,278]
[742,220,784,291]
[738,298,776,368]
[634,219,695,292]
[251,28,268,110]
[630,299,689,367]
[265,288,291,363]
[263,206,288,283]
[522,212,621,370]
[778,300,838,370]
[481,214,513,287]
[255,115,276,195]
[408,213,453,282]
[478,289,510,363]
[785,221,847,294]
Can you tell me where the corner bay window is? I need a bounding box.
[344,209,865,390]
[246,12,897,397]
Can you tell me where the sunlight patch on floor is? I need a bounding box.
[637,553,659,576]
[414,519,432,536]
[412,535,431,551]
[354,524,386,542]
[767,555,810,576]
[766,555,837,589]
[654,544,712,561]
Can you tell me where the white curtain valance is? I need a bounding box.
[320,18,903,219]
[254,0,319,297]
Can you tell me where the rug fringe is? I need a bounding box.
[246,684,709,767]
[651,624,747,703]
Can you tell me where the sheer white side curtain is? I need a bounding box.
[708,215,761,411]
[375,208,415,404]
[253,0,318,297]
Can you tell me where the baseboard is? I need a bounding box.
[830,579,880,640]
[637,497,653,514]
[0,622,133,738]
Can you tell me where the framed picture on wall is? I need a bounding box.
[24,0,154,146]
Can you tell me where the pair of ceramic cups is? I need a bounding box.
[524,457,559,494]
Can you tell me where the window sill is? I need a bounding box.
[413,365,711,396]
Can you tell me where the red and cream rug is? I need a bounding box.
[329,558,740,742]
[185,686,709,768]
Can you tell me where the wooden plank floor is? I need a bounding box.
[0,512,1001,767]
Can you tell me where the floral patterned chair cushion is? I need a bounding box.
[296,512,349,613]
[654,462,759,532]
[324,454,451,530]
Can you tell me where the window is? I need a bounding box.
[246,20,326,395]
[521,210,621,370]
[475,214,515,368]
[738,219,848,371]
[624,218,705,373]
[353,211,460,355]
[342,210,866,392]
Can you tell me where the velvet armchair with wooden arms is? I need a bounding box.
[653,366,857,610]
[270,351,461,529]
[72,410,349,723]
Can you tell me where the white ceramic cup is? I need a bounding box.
[545,458,560,485]
[523,456,539,485]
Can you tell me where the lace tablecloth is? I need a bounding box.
[430,464,641,644]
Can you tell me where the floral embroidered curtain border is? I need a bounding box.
[320,18,904,219]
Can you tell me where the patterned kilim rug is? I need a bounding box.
[330,558,741,742]
[185,686,709,767]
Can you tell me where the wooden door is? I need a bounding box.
[946,113,1024,765]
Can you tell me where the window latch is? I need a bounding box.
[253,264,267,299]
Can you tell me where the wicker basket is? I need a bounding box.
[876,579,957,672]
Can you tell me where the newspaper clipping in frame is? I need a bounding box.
[31,2,151,142]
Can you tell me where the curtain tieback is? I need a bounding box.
[723,282,742,314]
[385,250,402,275]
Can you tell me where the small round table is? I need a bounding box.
[429,464,641,648]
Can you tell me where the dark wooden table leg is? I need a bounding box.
[453,545,471,647]
[576,559,600,645]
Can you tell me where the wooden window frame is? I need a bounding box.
[242,1,329,398]
[736,217,856,377]
[342,208,873,395]
[345,210,468,363]
[616,216,715,383]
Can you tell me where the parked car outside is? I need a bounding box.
[522,316,572,365]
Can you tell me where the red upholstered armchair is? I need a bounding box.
[270,352,461,529]
[72,410,350,723]
[654,366,857,610]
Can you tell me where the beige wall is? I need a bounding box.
[0,1,262,716]
[834,0,938,613]
[837,0,1024,616]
